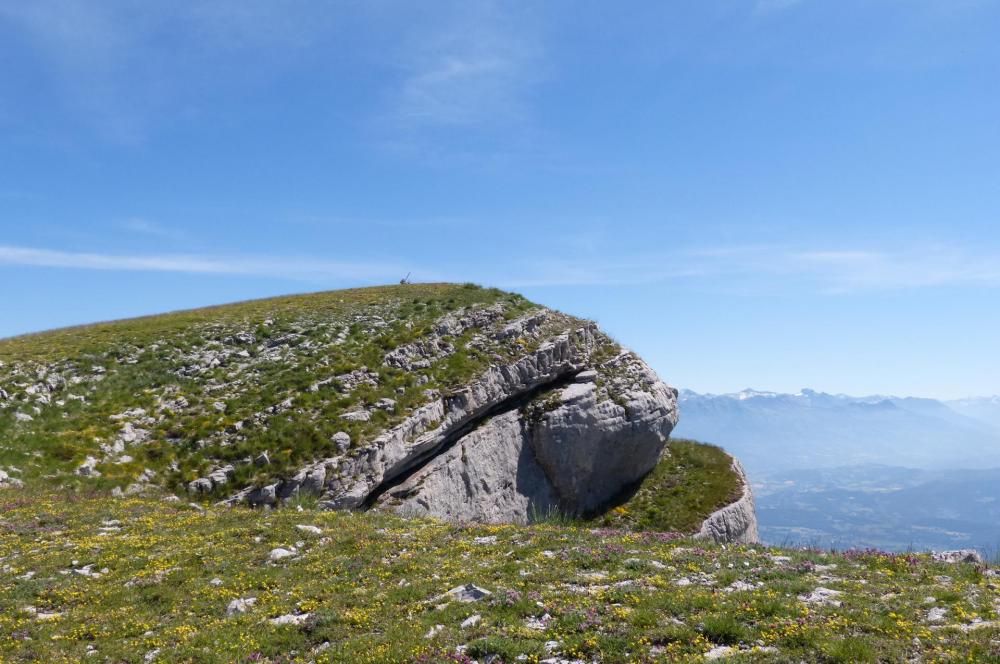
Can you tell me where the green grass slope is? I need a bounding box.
[592,440,743,534]
[0,284,543,496]
[0,283,739,539]
[1,489,997,663]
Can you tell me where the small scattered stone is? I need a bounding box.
[723,580,759,593]
[441,583,492,603]
[269,547,296,562]
[269,612,311,626]
[705,645,734,660]
[76,456,101,477]
[932,550,984,564]
[799,587,843,607]
[226,597,256,616]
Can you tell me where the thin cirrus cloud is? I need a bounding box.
[683,245,1000,292]
[0,245,412,283]
[501,245,1000,292]
[2,0,539,141]
[0,1,334,142]
[792,249,1000,291]
[3,243,997,293]
[387,3,541,131]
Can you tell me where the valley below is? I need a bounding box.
[675,389,1000,554]
[755,465,1000,553]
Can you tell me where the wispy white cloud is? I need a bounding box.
[791,248,1000,292]
[388,2,541,130]
[489,244,1000,292]
[0,245,416,283]
[3,1,543,149]
[2,242,997,294]
[0,1,333,142]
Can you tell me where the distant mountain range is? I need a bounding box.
[673,388,1000,552]
[674,388,1000,472]
[948,395,1000,429]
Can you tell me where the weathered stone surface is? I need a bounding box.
[439,583,492,603]
[695,459,760,545]
[932,549,984,564]
[798,587,843,607]
[377,410,561,524]
[377,350,677,522]
[188,465,235,494]
[529,353,676,515]
[0,469,23,489]
[269,612,311,626]
[320,323,604,512]
[331,432,351,453]
[75,456,101,478]
[226,597,256,616]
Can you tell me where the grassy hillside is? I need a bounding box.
[0,284,548,496]
[0,283,739,534]
[2,488,998,663]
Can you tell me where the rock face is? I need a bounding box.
[225,309,680,525]
[378,409,560,523]
[695,459,760,544]
[376,344,677,523]
[377,355,677,522]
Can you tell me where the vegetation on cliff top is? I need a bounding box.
[0,282,743,533]
[592,440,744,535]
[0,284,552,496]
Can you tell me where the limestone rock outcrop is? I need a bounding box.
[695,459,760,544]
[224,308,681,526]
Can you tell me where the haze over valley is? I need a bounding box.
[675,389,1000,552]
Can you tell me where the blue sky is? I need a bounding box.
[2,1,998,399]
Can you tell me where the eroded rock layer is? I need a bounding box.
[226,308,680,524]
